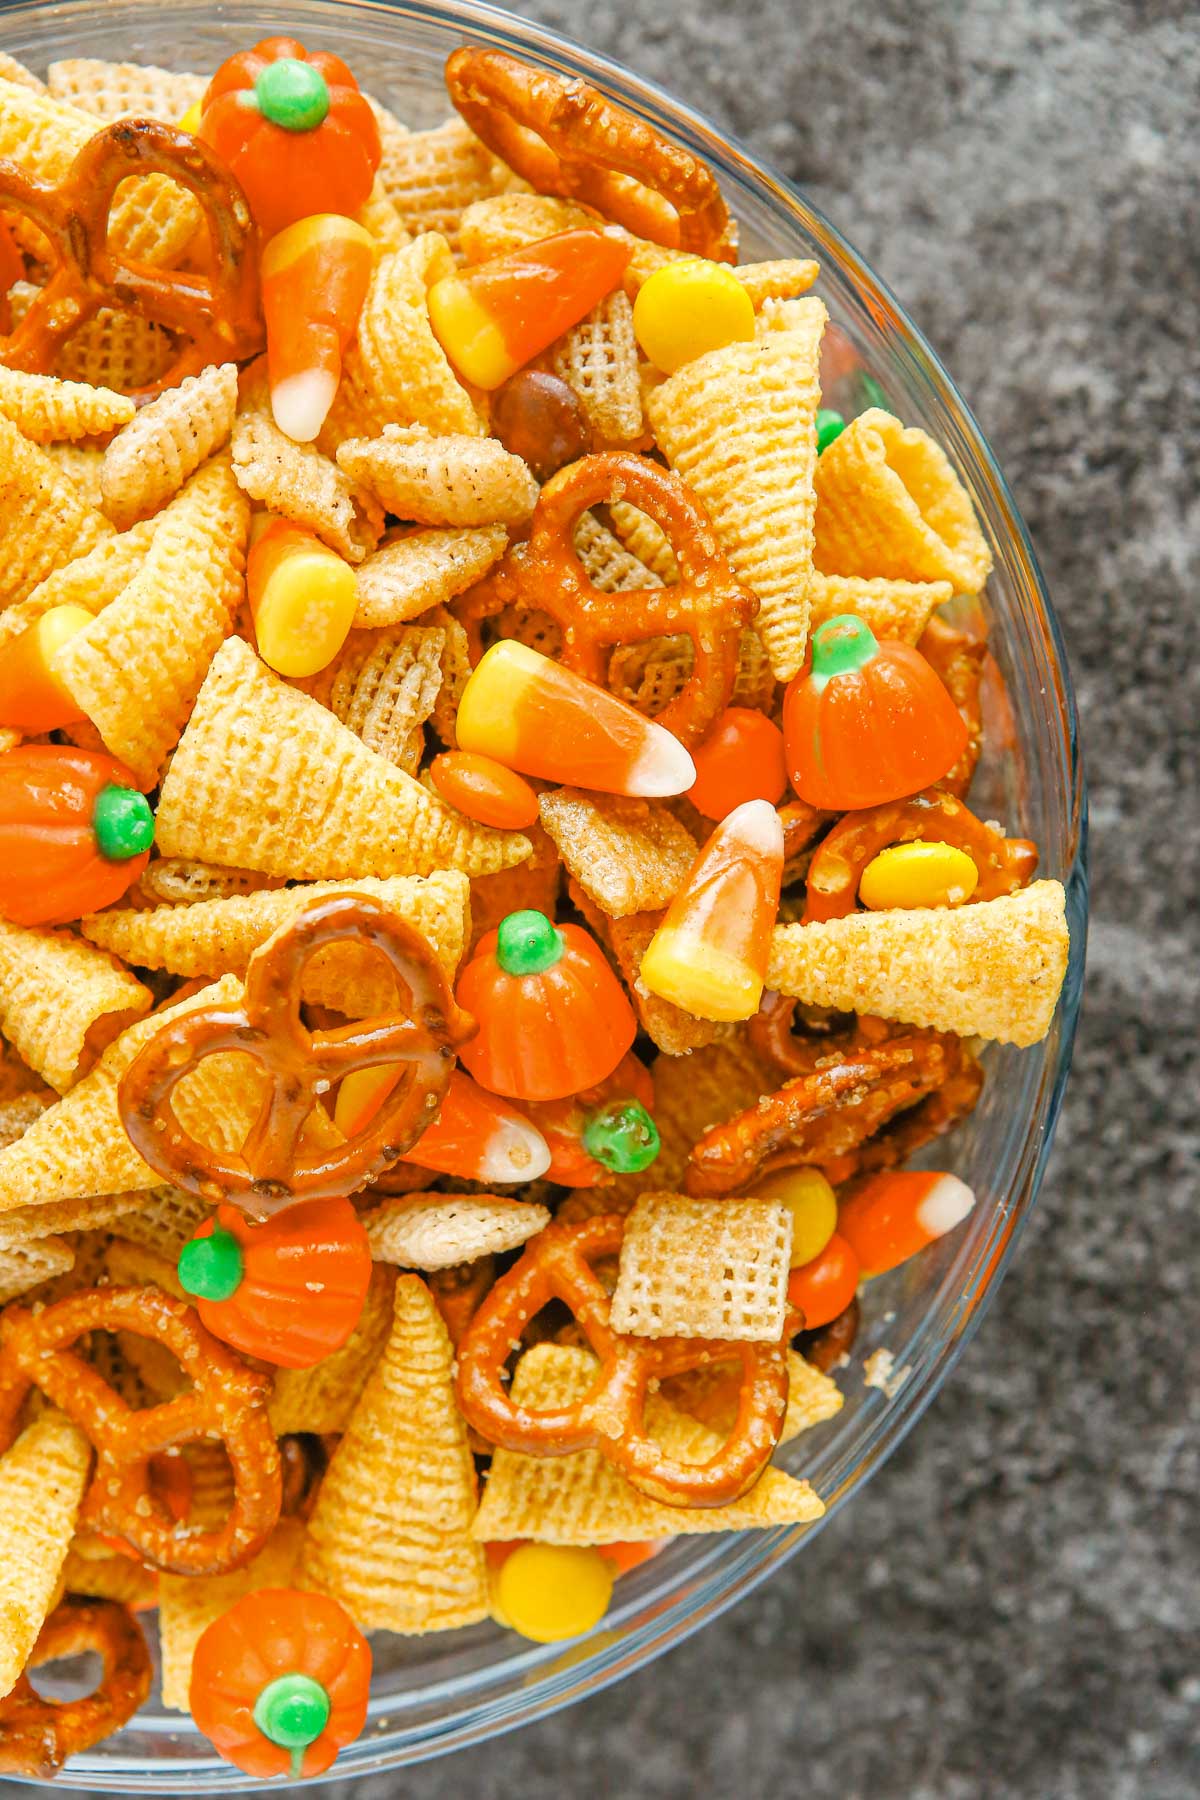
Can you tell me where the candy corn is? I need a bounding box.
[0,603,92,731]
[261,214,376,442]
[335,1066,551,1185]
[247,519,358,678]
[428,229,632,391]
[640,798,784,1021]
[837,1170,976,1277]
[456,641,696,798]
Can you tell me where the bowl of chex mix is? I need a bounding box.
[0,0,1085,1786]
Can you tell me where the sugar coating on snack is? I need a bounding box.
[0,917,151,1094]
[0,1410,91,1696]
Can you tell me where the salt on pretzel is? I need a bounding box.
[445,48,735,259]
[0,1597,151,1778]
[455,1214,792,1507]
[458,451,757,746]
[0,1286,280,1576]
[0,117,262,398]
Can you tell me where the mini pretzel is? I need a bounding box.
[803,787,1039,923]
[799,1297,860,1374]
[856,1041,984,1177]
[445,48,735,259]
[748,989,865,1077]
[456,1214,791,1507]
[119,894,474,1218]
[918,616,988,800]
[0,117,263,398]
[0,1598,151,1779]
[0,1286,280,1576]
[459,451,758,746]
[685,1027,959,1195]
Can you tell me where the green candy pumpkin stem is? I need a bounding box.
[495,909,564,977]
[92,783,154,863]
[253,58,330,132]
[808,614,879,688]
[177,1226,244,1302]
[252,1671,332,1780]
[581,1100,660,1175]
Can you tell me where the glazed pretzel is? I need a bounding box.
[456,1215,791,1507]
[803,787,1039,923]
[918,616,988,800]
[685,1027,959,1195]
[445,47,735,259]
[0,1286,280,1576]
[119,894,474,1218]
[0,1598,151,1779]
[0,117,263,398]
[459,452,758,746]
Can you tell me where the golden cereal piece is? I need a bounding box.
[607,496,679,582]
[231,408,383,563]
[0,1410,92,1698]
[300,1274,489,1633]
[2,520,157,650]
[135,859,285,906]
[101,362,239,528]
[813,407,993,594]
[43,441,106,509]
[572,508,660,593]
[298,624,444,775]
[647,297,827,681]
[379,118,517,256]
[154,637,528,880]
[0,52,45,92]
[0,917,151,1094]
[337,423,538,528]
[550,289,642,444]
[61,1540,157,1610]
[808,571,953,645]
[666,1347,842,1445]
[83,870,470,999]
[355,177,413,254]
[349,234,484,438]
[0,1190,135,1249]
[0,365,134,444]
[55,306,176,394]
[93,1185,210,1261]
[354,524,508,628]
[610,1193,793,1342]
[568,879,727,1057]
[768,879,1070,1047]
[471,1346,823,1544]
[158,1520,304,1711]
[0,414,112,608]
[53,455,249,788]
[539,787,696,917]
[45,58,206,122]
[0,1235,75,1304]
[359,1193,550,1269]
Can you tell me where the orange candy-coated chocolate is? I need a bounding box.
[429,751,541,830]
[786,1232,860,1331]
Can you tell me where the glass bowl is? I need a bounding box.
[0,0,1087,1788]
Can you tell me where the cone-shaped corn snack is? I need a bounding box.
[0,415,112,608]
[767,879,1069,1047]
[154,637,529,879]
[100,363,238,528]
[6,518,157,642]
[0,1410,92,1697]
[158,1519,304,1711]
[354,524,507,628]
[646,297,827,681]
[0,366,134,444]
[667,1348,842,1446]
[337,424,538,528]
[300,1274,488,1632]
[813,408,993,594]
[349,234,484,437]
[269,1265,396,1436]
[53,457,248,787]
[471,1346,823,1544]
[808,572,952,645]
[0,917,151,1093]
[0,1235,75,1304]
[83,869,470,998]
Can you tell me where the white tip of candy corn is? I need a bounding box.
[271,369,339,443]
[625,722,697,797]
[914,1174,976,1239]
[723,798,785,858]
[478,1113,552,1184]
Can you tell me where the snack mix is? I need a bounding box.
[0,36,1070,1780]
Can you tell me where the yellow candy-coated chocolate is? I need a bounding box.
[858,841,980,911]
[633,259,756,375]
[253,544,358,679]
[492,1542,614,1644]
[178,100,203,133]
[751,1166,838,1267]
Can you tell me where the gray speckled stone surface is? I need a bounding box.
[7,3,1196,1796]
[333,4,1191,1795]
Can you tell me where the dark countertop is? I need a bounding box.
[341,4,1193,1795]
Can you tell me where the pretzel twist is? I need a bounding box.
[456,1214,791,1507]
[0,1286,280,1576]
[118,894,475,1217]
[0,1598,152,1778]
[459,451,757,746]
[0,118,263,398]
[445,48,735,258]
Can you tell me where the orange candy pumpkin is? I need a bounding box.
[0,745,154,926]
[455,910,636,1103]
[190,1587,370,1780]
[783,614,968,810]
[176,1198,372,1369]
[199,36,380,240]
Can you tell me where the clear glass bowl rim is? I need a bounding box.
[0,0,1087,1789]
